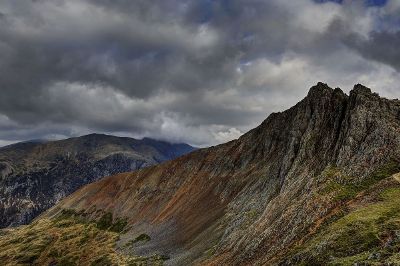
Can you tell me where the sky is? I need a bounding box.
[0,0,400,147]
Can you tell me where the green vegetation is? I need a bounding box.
[0,209,145,265]
[284,162,400,265]
[122,233,170,266]
[287,187,400,265]
[96,212,113,230]
[58,255,79,266]
[90,255,113,266]
[59,209,78,219]
[245,209,258,220]
[321,161,400,202]
[204,244,218,258]
[95,212,128,233]
[133,233,151,243]
[127,254,170,266]
[125,233,151,247]
[0,217,125,265]
[109,218,128,233]
[237,208,260,230]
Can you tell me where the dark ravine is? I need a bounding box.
[2,82,400,265]
[0,134,195,228]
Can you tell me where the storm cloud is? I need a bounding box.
[0,0,399,146]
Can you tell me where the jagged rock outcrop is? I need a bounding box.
[3,82,400,265]
[0,134,195,228]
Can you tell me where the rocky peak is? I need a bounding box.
[304,82,347,109]
[307,82,374,100]
[301,83,384,120]
[307,82,336,99]
[247,82,398,184]
[351,83,372,95]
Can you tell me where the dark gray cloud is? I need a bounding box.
[0,0,399,146]
[345,31,400,71]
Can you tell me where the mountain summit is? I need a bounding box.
[2,83,400,265]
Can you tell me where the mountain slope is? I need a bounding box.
[2,82,400,265]
[0,134,195,228]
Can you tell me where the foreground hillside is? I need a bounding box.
[2,82,400,265]
[0,134,195,228]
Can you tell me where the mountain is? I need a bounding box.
[2,83,400,265]
[0,134,195,228]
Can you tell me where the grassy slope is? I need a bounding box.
[0,210,168,266]
[280,163,400,266]
[292,186,400,265]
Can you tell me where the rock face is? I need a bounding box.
[12,83,400,265]
[0,134,195,228]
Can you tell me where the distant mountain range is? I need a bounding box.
[0,134,195,228]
